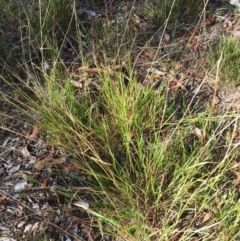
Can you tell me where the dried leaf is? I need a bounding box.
[21,146,30,158]
[0,238,17,241]
[0,204,5,209]
[193,127,202,139]
[2,137,12,147]
[74,201,89,210]
[230,29,240,36]
[17,221,26,228]
[0,225,9,231]
[192,36,202,52]
[168,79,182,90]
[26,125,38,139]
[70,79,83,88]
[235,175,240,185]
[78,9,96,18]
[0,193,7,201]
[71,218,84,226]
[147,68,166,76]
[31,222,40,232]
[15,207,23,217]
[8,164,20,174]
[23,223,32,233]
[14,179,28,192]
[41,175,51,188]
[33,157,66,170]
[170,230,182,241]
[30,125,39,139]
[205,15,216,27]
[202,211,212,223]
[50,145,55,156]
[223,17,233,29]
[163,32,170,42]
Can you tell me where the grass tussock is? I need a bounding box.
[145,0,203,27]
[208,35,240,86]
[1,0,240,240]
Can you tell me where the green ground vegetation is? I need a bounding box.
[1,0,240,240]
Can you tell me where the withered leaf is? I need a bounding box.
[202,211,212,223]
[0,193,7,201]
[33,157,66,170]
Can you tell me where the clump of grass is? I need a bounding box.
[4,57,240,240]
[145,0,203,27]
[208,36,240,86]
